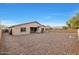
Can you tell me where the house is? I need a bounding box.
[6,21,46,35]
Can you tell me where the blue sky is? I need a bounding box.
[0,3,79,26]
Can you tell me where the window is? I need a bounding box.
[20,27,26,32]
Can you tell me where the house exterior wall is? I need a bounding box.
[37,26,46,33]
[12,23,41,35]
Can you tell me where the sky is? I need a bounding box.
[0,3,79,26]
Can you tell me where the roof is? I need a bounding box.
[9,21,42,28]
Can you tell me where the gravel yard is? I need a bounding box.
[1,32,79,55]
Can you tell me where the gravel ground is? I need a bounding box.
[1,32,79,55]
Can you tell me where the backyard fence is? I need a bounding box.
[47,29,77,33]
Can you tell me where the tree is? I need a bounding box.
[45,25,53,30]
[67,13,79,29]
[63,26,68,30]
[0,25,7,29]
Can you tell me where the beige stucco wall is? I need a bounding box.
[37,26,45,33]
[12,23,41,35]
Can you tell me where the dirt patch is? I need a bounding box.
[1,32,79,55]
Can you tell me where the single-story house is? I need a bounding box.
[6,21,46,35]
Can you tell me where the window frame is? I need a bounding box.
[20,27,26,32]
